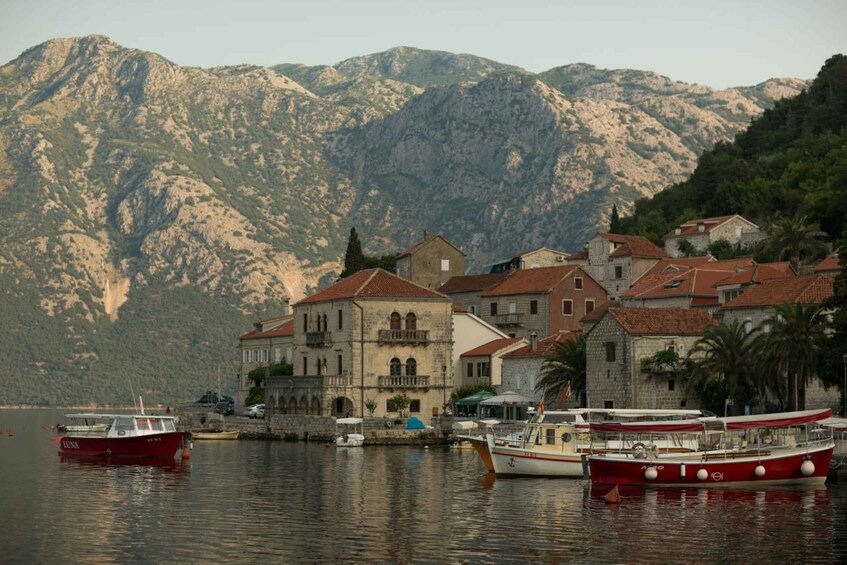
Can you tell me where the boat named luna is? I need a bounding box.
[57,412,189,459]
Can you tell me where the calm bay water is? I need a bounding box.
[1,409,846,564]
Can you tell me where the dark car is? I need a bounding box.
[197,391,234,415]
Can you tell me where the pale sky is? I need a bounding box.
[1,0,844,88]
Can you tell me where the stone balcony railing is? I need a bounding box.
[378,375,430,389]
[306,331,331,347]
[377,329,430,344]
[494,313,525,326]
[266,374,353,390]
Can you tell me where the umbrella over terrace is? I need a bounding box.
[453,390,495,417]
[480,391,537,421]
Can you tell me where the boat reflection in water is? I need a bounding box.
[59,454,190,473]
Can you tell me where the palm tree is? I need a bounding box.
[684,321,761,414]
[760,303,831,411]
[768,212,828,269]
[535,334,586,408]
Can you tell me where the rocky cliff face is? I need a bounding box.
[0,35,806,404]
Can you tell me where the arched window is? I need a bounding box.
[316,358,322,375]
[390,358,402,376]
[322,314,328,332]
[316,314,321,332]
[406,358,417,376]
[405,312,417,330]
[390,312,402,330]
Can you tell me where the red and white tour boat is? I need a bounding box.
[587,408,834,487]
[57,411,190,459]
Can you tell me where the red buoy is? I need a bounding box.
[181,448,190,460]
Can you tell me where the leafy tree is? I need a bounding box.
[760,303,831,411]
[609,204,622,233]
[707,238,740,260]
[365,399,377,416]
[341,227,365,278]
[363,253,397,273]
[387,393,411,417]
[823,254,847,414]
[676,239,697,257]
[768,213,828,269]
[684,321,761,414]
[535,334,587,408]
[245,386,264,406]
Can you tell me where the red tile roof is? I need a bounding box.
[479,265,581,296]
[581,300,620,323]
[599,233,668,258]
[607,308,716,335]
[438,272,511,294]
[647,257,716,274]
[297,269,448,305]
[460,337,525,358]
[715,262,795,287]
[397,234,465,258]
[502,331,578,359]
[624,259,754,301]
[722,276,834,309]
[452,304,468,313]
[240,318,294,340]
[663,215,754,240]
[567,249,588,261]
[814,251,841,273]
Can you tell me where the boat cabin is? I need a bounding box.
[62,414,178,438]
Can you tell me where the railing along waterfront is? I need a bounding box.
[378,329,429,344]
[495,313,525,325]
[378,375,430,389]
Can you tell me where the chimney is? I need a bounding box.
[697,222,705,233]
[674,227,681,235]
[423,229,428,240]
[529,332,538,352]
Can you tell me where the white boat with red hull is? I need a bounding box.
[57,412,189,459]
[587,409,834,487]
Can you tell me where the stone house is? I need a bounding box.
[483,247,570,273]
[500,331,580,407]
[621,258,757,312]
[236,316,294,411]
[720,275,837,410]
[568,233,668,300]
[663,214,763,258]
[478,265,608,339]
[813,250,842,278]
[438,272,511,316]
[585,308,716,410]
[458,337,526,388]
[451,305,510,390]
[264,269,453,421]
[395,234,466,289]
[714,262,795,306]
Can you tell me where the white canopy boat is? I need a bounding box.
[335,417,365,447]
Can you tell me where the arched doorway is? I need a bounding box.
[266,396,276,416]
[332,397,356,417]
[289,396,298,414]
[310,397,321,415]
[298,396,309,414]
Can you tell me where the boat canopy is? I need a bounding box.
[477,419,501,427]
[454,391,495,406]
[479,391,536,406]
[717,408,832,431]
[335,417,363,425]
[452,421,478,431]
[590,419,706,433]
[819,417,847,430]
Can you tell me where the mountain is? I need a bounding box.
[0,35,808,405]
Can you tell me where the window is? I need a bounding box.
[763,318,772,333]
[574,277,583,290]
[490,302,498,316]
[322,314,328,332]
[604,400,614,409]
[303,313,308,332]
[562,299,573,316]
[406,358,417,376]
[390,312,401,330]
[469,305,477,315]
[476,362,490,378]
[274,348,281,363]
[316,358,323,375]
[585,299,595,314]
[605,342,616,362]
[467,363,473,378]
[338,309,343,330]
[410,399,421,413]
[743,319,753,334]
[668,379,675,391]
[680,400,687,408]
[337,355,343,375]
[302,356,308,375]
[530,300,538,315]
[614,266,623,279]
[390,358,401,376]
[316,315,321,332]
[546,429,556,445]
[441,259,450,272]
[243,350,249,363]
[405,312,417,330]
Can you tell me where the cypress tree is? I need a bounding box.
[609,204,621,233]
[342,227,365,278]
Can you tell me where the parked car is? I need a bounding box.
[215,398,235,416]
[244,403,265,419]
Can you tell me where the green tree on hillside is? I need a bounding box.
[768,213,828,269]
[609,204,621,233]
[341,227,365,278]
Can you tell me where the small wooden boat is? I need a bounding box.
[193,430,240,440]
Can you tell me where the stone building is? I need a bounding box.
[264,269,453,421]
[585,308,716,410]
[663,214,764,258]
[458,337,526,389]
[395,234,466,289]
[483,247,570,273]
[478,265,608,339]
[500,331,580,407]
[567,233,668,300]
[713,262,795,305]
[236,316,293,411]
[438,272,511,316]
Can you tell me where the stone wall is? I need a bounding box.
[408,239,465,290]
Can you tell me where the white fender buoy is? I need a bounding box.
[644,467,658,481]
[754,465,766,477]
[697,468,708,481]
[800,459,815,476]
[680,463,686,477]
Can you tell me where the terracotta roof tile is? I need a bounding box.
[608,308,716,335]
[581,300,620,323]
[722,276,834,309]
[663,215,752,240]
[452,304,468,313]
[503,331,578,359]
[297,269,447,305]
[814,251,841,273]
[568,249,588,261]
[479,266,581,296]
[599,233,668,258]
[715,263,796,287]
[460,337,525,357]
[438,272,511,294]
[240,318,294,340]
[625,259,757,302]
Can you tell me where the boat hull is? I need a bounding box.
[588,444,834,487]
[457,435,495,472]
[193,431,240,440]
[58,431,188,459]
[488,436,585,478]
